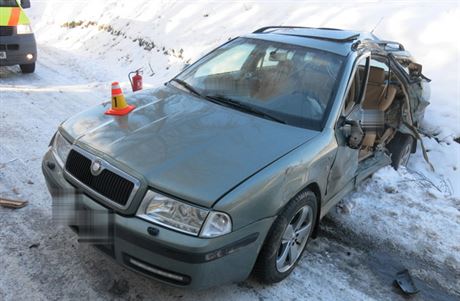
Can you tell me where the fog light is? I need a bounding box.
[128,257,190,284]
[26,54,34,60]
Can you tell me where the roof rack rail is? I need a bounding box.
[283,33,360,43]
[252,26,359,43]
[376,40,405,51]
[253,26,344,34]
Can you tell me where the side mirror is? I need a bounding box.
[21,0,31,9]
[339,118,363,149]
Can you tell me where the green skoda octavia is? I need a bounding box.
[42,27,430,289]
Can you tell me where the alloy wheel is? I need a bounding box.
[276,205,313,273]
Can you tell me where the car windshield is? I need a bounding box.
[0,0,18,7]
[176,37,345,130]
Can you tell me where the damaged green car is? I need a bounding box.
[42,27,430,289]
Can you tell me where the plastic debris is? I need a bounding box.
[395,269,419,295]
[0,197,28,209]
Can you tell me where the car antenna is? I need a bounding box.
[371,17,384,34]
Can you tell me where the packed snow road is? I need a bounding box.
[0,45,458,301]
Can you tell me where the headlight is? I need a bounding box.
[52,131,72,166]
[16,25,33,35]
[137,190,232,237]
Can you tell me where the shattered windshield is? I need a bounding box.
[176,37,344,130]
[0,0,19,7]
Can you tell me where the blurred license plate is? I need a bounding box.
[77,202,112,244]
[0,52,6,59]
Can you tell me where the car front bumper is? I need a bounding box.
[42,148,273,289]
[0,32,37,67]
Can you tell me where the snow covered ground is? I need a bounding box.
[1,0,459,300]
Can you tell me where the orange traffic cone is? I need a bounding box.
[105,82,136,116]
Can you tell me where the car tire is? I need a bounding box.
[253,190,318,284]
[387,133,414,170]
[20,63,35,73]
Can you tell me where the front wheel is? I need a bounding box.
[20,63,35,73]
[253,190,318,284]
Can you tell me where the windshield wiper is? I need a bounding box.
[169,78,201,96]
[168,82,286,124]
[205,94,286,124]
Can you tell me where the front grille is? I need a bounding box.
[0,44,19,51]
[65,150,135,206]
[0,26,14,36]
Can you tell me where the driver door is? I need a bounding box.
[325,55,370,198]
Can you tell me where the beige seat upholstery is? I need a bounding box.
[362,66,397,111]
[362,66,387,110]
[360,66,397,159]
[378,85,397,111]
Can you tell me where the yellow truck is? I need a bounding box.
[0,0,36,73]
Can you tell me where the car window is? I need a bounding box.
[370,58,390,82]
[343,72,359,116]
[0,0,18,7]
[343,57,369,116]
[195,43,256,77]
[177,38,345,130]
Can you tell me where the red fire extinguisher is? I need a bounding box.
[129,68,143,92]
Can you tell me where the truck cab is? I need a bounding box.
[0,0,36,73]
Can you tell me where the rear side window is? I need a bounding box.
[0,0,19,7]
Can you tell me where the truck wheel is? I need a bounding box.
[20,63,35,73]
[387,133,414,170]
[253,190,317,284]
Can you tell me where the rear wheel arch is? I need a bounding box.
[387,132,414,169]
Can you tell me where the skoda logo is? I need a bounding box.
[90,159,103,176]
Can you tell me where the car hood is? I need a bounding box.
[62,85,319,207]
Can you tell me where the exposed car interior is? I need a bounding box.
[348,58,411,161]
